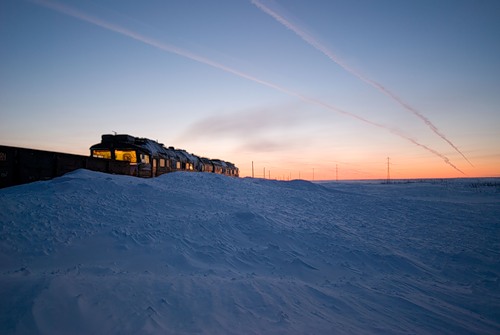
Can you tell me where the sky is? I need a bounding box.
[1,0,499,180]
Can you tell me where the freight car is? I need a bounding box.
[89,134,239,178]
[0,145,130,189]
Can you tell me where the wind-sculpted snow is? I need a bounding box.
[1,171,499,334]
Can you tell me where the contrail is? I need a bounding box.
[303,96,465,175]
[251,0,473,167]
[33,0,465,175]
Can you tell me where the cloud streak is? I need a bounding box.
[33,0,464,175]
[179,106,314,152]
[184,107,305,137]
[251,0,472,167]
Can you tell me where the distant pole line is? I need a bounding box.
[34,0,465,175]
[251,0,473,167]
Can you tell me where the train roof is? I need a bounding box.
[90,134,165,155]
[90,134,235,168]
[173,149,199,163]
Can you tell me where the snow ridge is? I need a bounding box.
[1,170,499,334]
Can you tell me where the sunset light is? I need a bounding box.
[1,0,499,180]
[2,2,500,332]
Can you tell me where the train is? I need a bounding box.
[0,134,239,189]
[89,134,239,178]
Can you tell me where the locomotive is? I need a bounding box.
[89,134,239,178]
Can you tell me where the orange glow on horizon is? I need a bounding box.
[236,158,500,181]
[2,139,498,181]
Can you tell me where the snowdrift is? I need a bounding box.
[1,170,499,334]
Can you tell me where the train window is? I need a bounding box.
[140,154,150,164]
[176,162,181,169]
[92,150,111,159]
[159,159,165,167]
[115,150,137,163]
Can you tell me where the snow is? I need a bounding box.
[1,170,499,334]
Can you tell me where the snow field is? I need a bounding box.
[1,170,499,334]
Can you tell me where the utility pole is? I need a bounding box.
[263,167,265,179]
[252,161,254,178]
[268,170,270,179]
[336,164,338,182]
[313,168,315,181]
[387,157,390,184]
